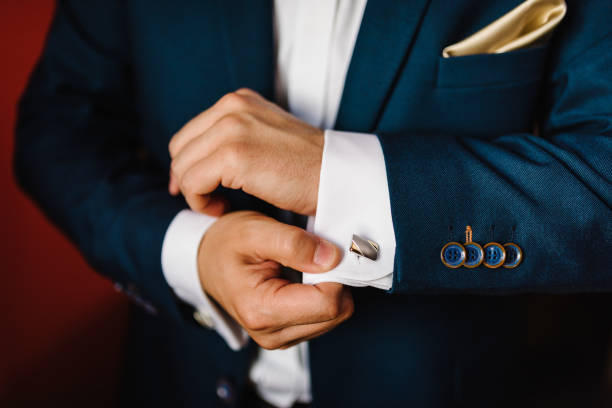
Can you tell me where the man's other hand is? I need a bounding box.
[168,88,324,216]
[198,211,353,349]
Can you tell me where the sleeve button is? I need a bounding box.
[483,242,506,268]
[441,242,466,268]
[216,377,236,405]
[464,242,484,268]
[503,243,523,268]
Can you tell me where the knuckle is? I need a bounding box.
[168,138,177,156]
[321,289,346,320]
[170,159,179,175]
[220,92,249,111]
[220,141,246,170]
[280,228,310,257]
[180,171,196,194]
[217,113,249,139]
[235,87,254,95]
[237,307,268,331]
[324,300,341,320]
[256,337,281,351]
[217,112,241,130]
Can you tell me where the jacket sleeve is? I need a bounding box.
[14,0,188,320]
[383,7,612,294]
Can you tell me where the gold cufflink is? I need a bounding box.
[349,234,379,261]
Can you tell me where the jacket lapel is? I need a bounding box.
[216,0,275,100]
[334,0,432,132]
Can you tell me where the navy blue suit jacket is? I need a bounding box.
[15,0,612,406]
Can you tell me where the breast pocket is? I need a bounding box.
[433,45,549,137]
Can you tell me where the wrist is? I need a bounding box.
[306,129,325,215]
[161,209,218,308]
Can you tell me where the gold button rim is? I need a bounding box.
[463,242,484,268]
[503,242,523,269]
[483,242,506,269]
[440,242,466,269]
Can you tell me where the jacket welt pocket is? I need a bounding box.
[436,45,549,89]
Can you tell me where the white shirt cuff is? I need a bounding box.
[303,130,396,290]
[161,209,249,350]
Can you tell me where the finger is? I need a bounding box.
[252,279,348,328]
[247,219,342,273]
[200,195,230,216]
[184,191,212,214]
[234,87,262,98]
[235,87,286,114]
[256,318,339,350]
[169,171,180,195]
[169,91,257,158]
[179,151,228,210]
[170,115,240,185]
[278,292,353,348]
[184,194,228,216]
[254,285,353,349]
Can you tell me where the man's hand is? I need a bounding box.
[168,88,324,216]
[199,211,353,350]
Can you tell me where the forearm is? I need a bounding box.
[382,127,612,294]
[14,0,189,320]
[162,210,249,349]
[309,32,612,295]
[15,106,188,318]
[380,32,612,293]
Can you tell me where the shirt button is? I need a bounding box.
[216,377,236,405]
[441,242,466,268]
[193,310,214,329]
[503,243,523,268]
[483,242,506,268]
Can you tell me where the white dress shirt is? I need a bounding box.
[161,0,396,406]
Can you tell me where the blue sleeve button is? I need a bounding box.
[441,242,466,268]
[464,242,484,268]
[483,242,506,268]
[503,243,523,268]
[216,377,236,405]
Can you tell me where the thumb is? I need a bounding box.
[252,220,343,274]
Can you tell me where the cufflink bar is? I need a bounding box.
[350,234,379,261]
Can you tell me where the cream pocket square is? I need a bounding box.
[442,0,566,58]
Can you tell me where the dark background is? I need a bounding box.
[1,1,129,406]
[1,1,611,407]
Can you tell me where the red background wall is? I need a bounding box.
[0,1,129,406]
[2,2,612,407]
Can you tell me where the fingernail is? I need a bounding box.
[314,239,336,268]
